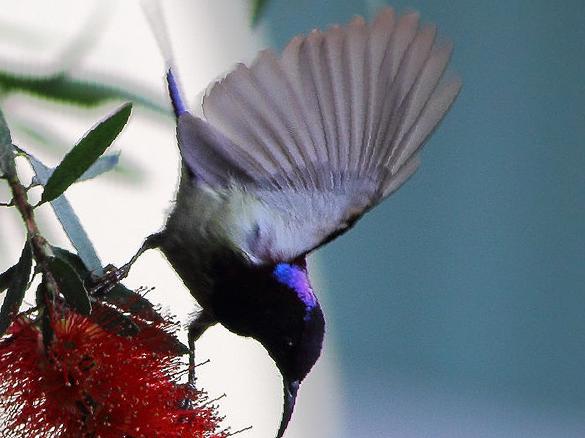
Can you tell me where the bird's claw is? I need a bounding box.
[89,263,130,297]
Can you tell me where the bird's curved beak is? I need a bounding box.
[275,379,300,438]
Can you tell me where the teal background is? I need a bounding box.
[265,1,585,436]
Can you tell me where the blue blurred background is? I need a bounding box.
[263,0,585,436]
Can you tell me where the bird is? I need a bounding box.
[137,5,461,438]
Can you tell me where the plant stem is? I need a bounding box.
[6,173,59,298]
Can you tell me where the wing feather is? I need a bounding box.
[346,17,368,167]
[179,7,460,263]
[368,11,420,173]
[361,7,395,173]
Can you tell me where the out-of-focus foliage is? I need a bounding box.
[251,0,270,26]
[0,70,167,114]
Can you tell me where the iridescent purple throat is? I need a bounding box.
[273,263,317,314]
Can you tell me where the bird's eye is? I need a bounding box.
[285,337,295,348]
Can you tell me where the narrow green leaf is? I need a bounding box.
[48,257,92,315]
[0,107,16,178]
[92,302,187,354]
[101,284,165,323]
[29,156,103,274]
[91,301,140,337]
[133,317,189,355]
[251,0,270,26]
[35,282,53,347]
[14,121,141,184]
[0,70,169,114]
[40,103,132,204]
[0,72,110,106]
[50,248,161,323]
[0,264,18,294]
[0,241,33,336]
[51,246,90,278]
[0,108,12,150]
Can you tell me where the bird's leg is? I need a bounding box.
[187,310,215,387]
[90,232,164,295]
[181,310,215,409]
[117,233,164,279]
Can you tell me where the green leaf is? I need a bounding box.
[91,302,188,354]
[0,72,111,106]
[50,247,162,323]
[0,241,33,336]
[15,121,142,185]
[51,246,91,278]
[251,0,270,26]
[0,107,16,178]
[48,257,92,315]
[29,156,103,274]
[133,317,189,355]
[101,284,165,323]
[40,103,132,204]
[0,70,169,114]
[0,108,12,149]
[91,301,140,337]
[35,282,53,347]
[0,264,18,294]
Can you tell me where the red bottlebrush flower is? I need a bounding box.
[0,311,226,438]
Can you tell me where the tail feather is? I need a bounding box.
[166,69,187,118]
[141,0,187,118]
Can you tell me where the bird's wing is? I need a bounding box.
[178,7,461,264]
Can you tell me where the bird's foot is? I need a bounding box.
[89,263,130,296]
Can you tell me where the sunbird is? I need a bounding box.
[138,5,460,437]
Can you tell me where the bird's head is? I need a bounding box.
[210,257,325,437]
[260,261,325,438]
